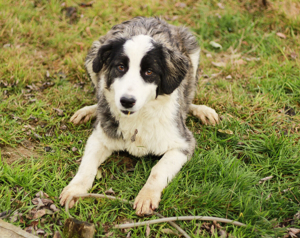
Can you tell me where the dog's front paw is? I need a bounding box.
[59,183,88,208]
[70,105,97,125]
[190,104,219,126]
[133,188,161,216]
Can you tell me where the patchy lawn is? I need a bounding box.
[0,0,300,237]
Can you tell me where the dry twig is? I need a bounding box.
[65,193,246,238]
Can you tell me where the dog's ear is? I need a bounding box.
[160,48,189,95]
[92,43,114,73]
[92,38,126,73]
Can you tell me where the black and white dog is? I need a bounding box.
[60,17,219,216]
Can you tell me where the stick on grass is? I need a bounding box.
[65,193,246,238]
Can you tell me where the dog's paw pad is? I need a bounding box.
[134,188,161,216]
[59,184,88,208]
[70,105,97,125]
[191,105,219,126]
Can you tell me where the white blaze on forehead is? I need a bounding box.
[112,34,157,114]
[123,35,154,67]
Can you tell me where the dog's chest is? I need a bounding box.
[116,107,186,157]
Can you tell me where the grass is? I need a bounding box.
[0,0,300,237]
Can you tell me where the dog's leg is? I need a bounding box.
[60,128,112,208]
[70,104,97,125]
[189,104,219,125]
[134,149,188,216]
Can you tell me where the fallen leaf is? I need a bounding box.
[32,198,44,209]
[60,124,67,130]
[105,188,115,195]
[276,32,286,39]
[32,209,46,219]
[290,52,297,59]
[219,229,227,238]
[212,61,226,67]
[284,106,296,116]
[161,228,181,236]
[126,231,131,238]
[50,204,60,212]
[0,210,11,219]
[86,27,92,37]
[217,2,225,9]
[104,231,114,237]
[289,228,300,234]
[211,224,215,235]
[244,57,260,61]
[25,226,34,234]
[266,193,272,200]
[78,1,94,7]
[64,6,77,18]
[209,41,222,49]
[96,168,103,180]
[41,198,53,205]
[10,211,22,223]
[294,211,300,220]
[215,13,221,18]
[146,224,150,237]
[36,229,45,235]
[259,176,273,184]
[218,129,233,135]
[234,59,247,65]
[174,2,186,8]
[53,108,64,116]
[53,231,62,238]
[33,133,42,140]
[3,43,11,48]
[44,147,52,152]
[289,231,297,237]
[44,209,54,215]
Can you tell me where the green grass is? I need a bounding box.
[1,0,300,237]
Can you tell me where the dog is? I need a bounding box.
[59,17,219,216]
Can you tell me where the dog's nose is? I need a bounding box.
[120,96,136,108]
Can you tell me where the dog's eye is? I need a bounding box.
[118,65,125,72]
[145,69,153,76]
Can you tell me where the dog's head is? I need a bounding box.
[93,35,189,115]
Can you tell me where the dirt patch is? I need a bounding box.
[277,1,300,20]
[1,142,39,165]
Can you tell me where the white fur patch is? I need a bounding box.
[189,49,201,78]
[112,35,157,113]
[103,89,189,157]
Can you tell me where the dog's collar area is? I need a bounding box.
[121,110,135,115]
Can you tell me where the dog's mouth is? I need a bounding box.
[121,110,135,115]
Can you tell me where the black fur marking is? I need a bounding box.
[140,45,164,85]
[106,54,129,88]
[140,43,189,96]
[160,48,189,95]
[92,38,127,74]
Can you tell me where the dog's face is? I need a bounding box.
[92,35,189,115]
